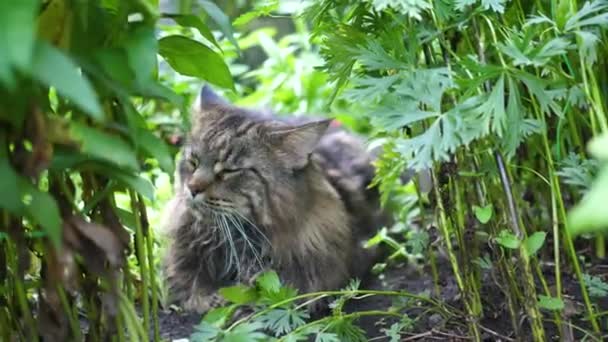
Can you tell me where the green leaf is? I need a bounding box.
[30,41,103,120]
[583,273,608,297]
[158,35,234,90]
[24,188,62,249]
[538,295,564,311]
[523,232,546,256]
[0,139,62,248]
[568,166,608,236]
[138,129,174,174]
[257,308,309,336]
[203,305,238,328]
[233,0,279,27]
[256,271,282,293]
[223,321,268,341]
[124,25,158,88]
[564,0,608,31]
[199,0,240,53]
[190,322,222,342]
[588,133,608,161]
[0,0,37,87]
[163,14,222,51]
[473,204,493,224]
[0,158,25,214]
[495,230,520,249]
[91,164,155,200]
[219,285,258,305]
[70,122,139,171]
[473,254,493,270]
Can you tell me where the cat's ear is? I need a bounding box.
[198,84,228,110]
[269,119,331,169]
[191,85,227,131]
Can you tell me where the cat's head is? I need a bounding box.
[178,85,330,227]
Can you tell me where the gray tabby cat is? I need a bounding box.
[161,85,389,313]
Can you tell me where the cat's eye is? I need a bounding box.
[218,168,241,180]
[186,157,198,169]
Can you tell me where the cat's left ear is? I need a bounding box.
[191,85,228,132]
[198,84,228,110]
[269,119,331,169]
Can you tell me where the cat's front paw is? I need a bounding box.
[182,292,227,314]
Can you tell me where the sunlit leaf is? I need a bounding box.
[538,295,564,311]
[473,204,493,224]
[495,230,520,249]
[219,285,258,305]
[523,232,546,256]
[256,271,282,293]
[158,35,234,90]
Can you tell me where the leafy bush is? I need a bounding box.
[0,0,235,340]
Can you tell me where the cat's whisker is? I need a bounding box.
[218,212,241,277]
[231,210,271,246]
[225,213,265,270]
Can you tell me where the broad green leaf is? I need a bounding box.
[31,42,103,120]
[37,0,71,48]
[473,204,493,224]
[568,167,608,236]
[70,122,139,171]
[199,0,240,53]
[124,25,158,88]
[24,188,62,249]
[538,295,564,311]
[0,158,24,214]
[219,285,258,304]
[0,138,62,248]
[523,232,546,256]
[158,35,234,90]
[256,271,282,293]
[95,48,135,89]
[88,164,155,200]
[163,14,222,51]
[495,230,520,249]
[0,0,37,87]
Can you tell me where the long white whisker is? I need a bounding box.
[219,212,240,277]
[225,213,265,269]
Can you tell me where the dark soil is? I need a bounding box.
[156,256,608,341]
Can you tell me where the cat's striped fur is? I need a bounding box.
[161,86,389,313]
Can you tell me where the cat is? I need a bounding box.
[161,85,390,314]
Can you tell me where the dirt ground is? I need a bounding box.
[156,255,608,341]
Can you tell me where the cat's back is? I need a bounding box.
[313,123,390,239]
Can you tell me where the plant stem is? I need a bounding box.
[130,191,150,340]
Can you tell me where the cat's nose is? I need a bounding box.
[187,169,214,197]
[187,179,211,197]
